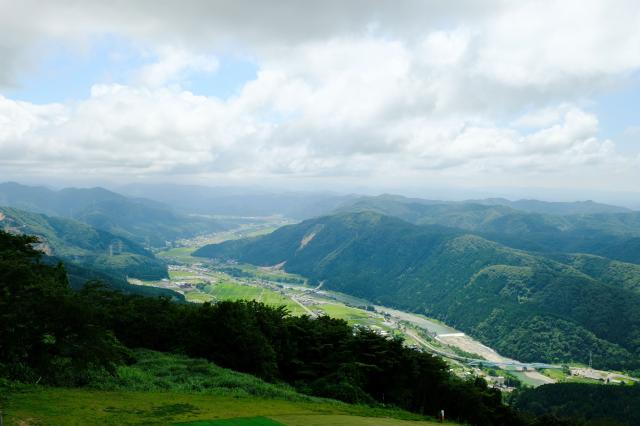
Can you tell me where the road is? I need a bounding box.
[291,296,317,317]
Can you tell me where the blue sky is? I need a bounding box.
[5,35,259,103]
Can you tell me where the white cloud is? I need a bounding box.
[0,81,630,186]
[0,0,639,191]
[135,46,218,87]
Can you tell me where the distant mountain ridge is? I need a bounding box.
[119,183,358,219]
[0,182,228,247]
[337,195,640,264]
[469,197,632,215]
[194,211,640,370]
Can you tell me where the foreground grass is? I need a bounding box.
[0,350,447,425]
[1,388,444,426]
[179,414,448,426]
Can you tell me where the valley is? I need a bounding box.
[3,182,640,426]
[132,225,638,391]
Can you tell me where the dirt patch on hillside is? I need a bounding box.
[299,232,317,250]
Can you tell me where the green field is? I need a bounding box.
[202,283,307,316]
[318,304,375,324]
[186,292,216,303]
[169,269,204,281]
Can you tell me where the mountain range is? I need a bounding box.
[194,211,640,370]
[337,195,640,263]
[0,182,229,247]
[0,206,171,290]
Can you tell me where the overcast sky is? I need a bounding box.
[0,0,639,202]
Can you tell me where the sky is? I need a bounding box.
[0,0,639,203]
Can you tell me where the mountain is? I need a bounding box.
[470,197,632,215]
[119,183,357,219]
[194,212,640,370]
[338,195,640,264]
[0,182,228,247]
[0,206,167,281]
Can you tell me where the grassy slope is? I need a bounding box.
[2,391,444,426]
[2,390,446,426]
[1,351,443,425]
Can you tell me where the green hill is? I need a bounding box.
[0,182,227,247]
[338,195,640,264]
[470,197,631,215]
[194,212,640,370]
[0,206,167,281]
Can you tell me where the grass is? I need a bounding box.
[91,349,309,400]
[170,269,201,279]
[160,247,198,259]
[179,415,449,426]
[186,292,216,303]
[1,389,445,425]
[178,418,284,425]
[1,350,447,425]
[203,283,307,316]
[317,304,380,327]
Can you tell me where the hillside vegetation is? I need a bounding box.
[338,195,640,264]
[0,182,228,247]
[194,212,640,370]
[0,206,168,281]
[0,230,521,426]
[512,383,640,426]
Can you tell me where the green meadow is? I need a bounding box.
[1,350,446,425]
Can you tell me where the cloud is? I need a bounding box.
[0,81,630,185]
[0,0,639,191]
[135,46,219,87]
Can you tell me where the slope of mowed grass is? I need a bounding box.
[270,414,445,426]
[179,415,446,426]
[2,388,443,426]
[177,417,284,425]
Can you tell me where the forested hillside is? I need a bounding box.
[512,383,640,426]
[470,198,631,215]
[338,195,640,263]
[0,206,167,280]
[0,182,227,247]
[195,212,640,370]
